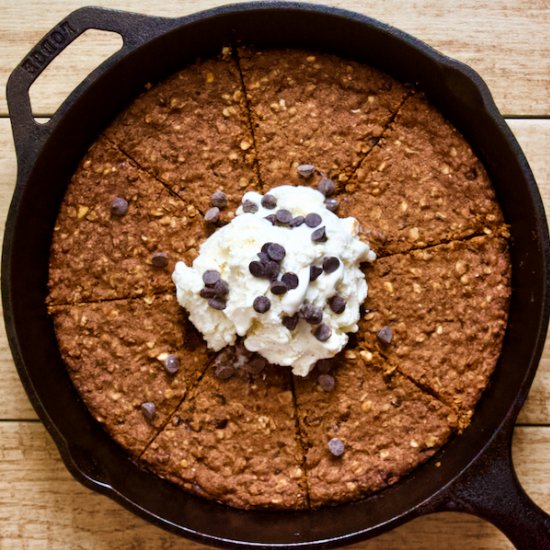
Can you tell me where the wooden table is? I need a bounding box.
[1,1,548,548]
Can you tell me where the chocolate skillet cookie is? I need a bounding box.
[357,235,512,427]
[238,47,410,190]
[50,294,209,456]
[48,136,205,305]
[142,347,307,510]
[294,353,456,507]
[103,50,258,215]
[48,47,512,511]
[337,93,506,255]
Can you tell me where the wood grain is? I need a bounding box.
[1,2,549,547]
[1,422,548,549]
[1,0,549,116]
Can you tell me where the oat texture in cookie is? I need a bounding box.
[238,48,408,189]
[339,94,505,254]
[51,294,209,456]
[103,53,258,215]
[294,353,456,506]
[48,137,205,304]
[359,236,511,425]
[142,348,307,509]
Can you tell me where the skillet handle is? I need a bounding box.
[6,6,178,166]
[425,419,550,549]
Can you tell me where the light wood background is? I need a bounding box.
[1,1,549,548]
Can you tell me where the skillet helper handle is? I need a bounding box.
[6,6,177,164]
[433,421,550,549]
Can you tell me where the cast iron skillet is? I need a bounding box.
[4,3,550,548]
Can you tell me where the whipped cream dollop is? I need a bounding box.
[172,185,375,376]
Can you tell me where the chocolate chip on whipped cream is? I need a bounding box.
[172,185,376,376]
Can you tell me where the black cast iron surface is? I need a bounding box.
[3,3,550,548]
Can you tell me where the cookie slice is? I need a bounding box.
[339,93,505,255]
[294,353,456,507]
[104,52,258,214]
[48,136,205,304]
[359,235,511,424]
[142,348,307,509]
[50,294,209,456]
[238,48,408,189]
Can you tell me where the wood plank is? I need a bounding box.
[508,120,550,425]
[0,422,547,548]
[0,0,549,116]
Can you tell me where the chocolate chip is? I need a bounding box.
[249,260,265,278]
[257,251,269,263]
[301,303,323,325]
[208,297,227,310]
[275,209,293,225]
[267,243,286,262]
[318,177,336,196]
[310,265,323,281]
[282,313,299,331]
[141,402,156,422]
[281,272,299,289]
[214,279,229,296]
[203,269,221,286]
[151,251,168,268]
[261,242,273,253]
[465,167,478,180]
[261,194,277,209]
[246,356,267,374]
[253,295,271,313]
[204,207,220,224]
[324,198,339,212]
[377,326,393,345]
[211,191,227,209]
[316,359,333,373]
[305,212,322,228]
[328,437,345,457]
[215,418,228,429]
[311,226,327,243]
[163,354,180,374]
[314,323,332,341]
[243,199,258,213]
[328,295,346,314]
[264,214,277,224]
[297,163,315,178]
[318,374,335,392]
[111,196,128,217]
[323,256,340,274]
[215,363,235,380]
[290,215,305,227]
[391,396,402,408]
[172,415,182,426]
[311,226,327,242]
[199,286,218,299]
[264,261,280,280]
[270,280,288,295]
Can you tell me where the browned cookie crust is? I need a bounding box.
[238,48,408,189]
[48,136,205,305]
[142,358,307,509]
[339,93,505,255]
[50,294,209,456]
[358,235,511,424]
[103,53,258,215]
[294,353,456,507]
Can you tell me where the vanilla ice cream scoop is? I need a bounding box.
[172,185,375,376]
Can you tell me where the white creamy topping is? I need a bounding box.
[172,185,375,376]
